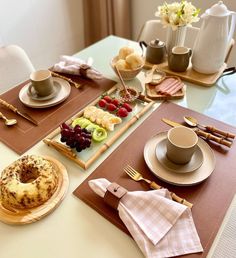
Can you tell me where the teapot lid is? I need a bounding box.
[150,39,165,47]
[206,1,231,16]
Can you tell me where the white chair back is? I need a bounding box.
[0,45,35,94]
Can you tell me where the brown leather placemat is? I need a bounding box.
[0,76,116,154]
[73,101,236,257]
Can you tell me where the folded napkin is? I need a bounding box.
[53,55,103,80]
[89,178,203,258]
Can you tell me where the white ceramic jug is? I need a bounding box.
[192,1,236,74]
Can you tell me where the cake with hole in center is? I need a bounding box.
[0,155,58,209]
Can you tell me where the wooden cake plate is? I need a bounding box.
[0,156,69,225]
[144,61,227,87]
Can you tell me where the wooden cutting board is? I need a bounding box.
[0,156,69,225]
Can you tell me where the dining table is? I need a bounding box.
[0,35,236,258]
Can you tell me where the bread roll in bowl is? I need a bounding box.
[118,46,134,60]
[115,59,130,70]
[126,53,144,69]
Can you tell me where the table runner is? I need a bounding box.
[0,76,116,154]
[73,101,236,258]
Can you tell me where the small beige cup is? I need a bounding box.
[166,126,198,164]
[29,70,54,97]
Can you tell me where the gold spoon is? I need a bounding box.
[0,112,17,126]
[184,116,201,128]
[184,116,235,139]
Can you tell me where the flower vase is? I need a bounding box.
[166,26,187,54]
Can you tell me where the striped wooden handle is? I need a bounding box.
[150,182,193,208]
[206,126,235,139]
[196,129,232,147]
[0,99,18,113]
[51,71,82,89]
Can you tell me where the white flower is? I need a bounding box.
[155,1,200,30]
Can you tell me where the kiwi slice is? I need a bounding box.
[86,123,100,133]
[72,117,86,127]
[80,119,92,128]
[72,117,91,128]
[92,127,107,142]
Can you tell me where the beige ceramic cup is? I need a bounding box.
[166,126,198,164]
[168,46,192,72]
[29,70,54,97]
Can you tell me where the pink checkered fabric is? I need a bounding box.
[89,178,203,258]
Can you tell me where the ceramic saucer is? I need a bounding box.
[155,138,203,173]
[19,78,71,108]
[143,131,216,186]
[27,81,61,101]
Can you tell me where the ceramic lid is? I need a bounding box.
[206,1,231,17]
[150,39,165,48]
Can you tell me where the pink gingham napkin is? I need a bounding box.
[89,178,203,258]
[53,55,103,80]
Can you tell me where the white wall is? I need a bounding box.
[0,0,84,69]
[131,0,236,66]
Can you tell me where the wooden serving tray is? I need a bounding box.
[43,86,154,169]
[144,61,227,87]
[0,156,69,225]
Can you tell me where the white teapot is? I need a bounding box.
[192,1,236,74]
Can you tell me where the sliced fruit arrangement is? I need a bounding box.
[83,106,122,131]
[60,123,92,152]
[72,117,107,142]
[98,95,133,118]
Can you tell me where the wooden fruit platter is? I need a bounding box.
[43,85,154,169]
[0,156,69,225]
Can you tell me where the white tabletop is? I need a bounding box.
[0,35,236,258]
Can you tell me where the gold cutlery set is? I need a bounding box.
[0,98,38,126]
[162,118,235,148]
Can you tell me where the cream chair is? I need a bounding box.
[0,45,35,94]
[137,19,234,63]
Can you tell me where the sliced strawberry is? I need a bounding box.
[117,107,128,117]
[122,103,132,112]
[103,95,112,103]
[98,99,107,108]
[107,103,117,112]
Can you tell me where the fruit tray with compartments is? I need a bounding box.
[43,86,154,169]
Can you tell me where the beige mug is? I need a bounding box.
[29,70,54,97]
[166,126,198,164]
[168,46,192,72]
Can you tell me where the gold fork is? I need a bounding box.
[124,165,193,208]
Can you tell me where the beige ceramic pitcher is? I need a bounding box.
[192,1,236,74]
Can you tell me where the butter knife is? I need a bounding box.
[0,98,38,126]
[162,118,232,148]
